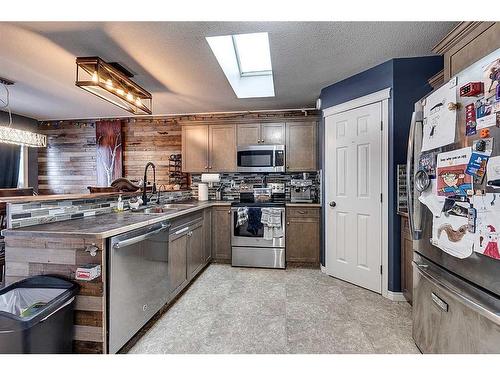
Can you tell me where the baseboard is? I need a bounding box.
[386,291,408,302]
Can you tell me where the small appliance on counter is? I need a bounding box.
[290,177,314,203]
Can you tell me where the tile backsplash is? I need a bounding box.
[7,190,192,229]
[190,172,321,202]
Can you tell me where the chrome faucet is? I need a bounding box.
[142,162,157,204]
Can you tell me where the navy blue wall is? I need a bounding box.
[319,56,442,292]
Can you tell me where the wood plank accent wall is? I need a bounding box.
[38,122,97,195]
[3,234,107,354]
[122,118,182,187]
[38,110,320,194]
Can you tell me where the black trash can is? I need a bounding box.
[0,275,79,354]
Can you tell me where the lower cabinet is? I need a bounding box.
[168,212,208,299]
[285,207,320,265]
[203,208,212,263]
[187,221,204,281]
[401,215,413,304]
[212,206,232,262]
[168,228,189,297]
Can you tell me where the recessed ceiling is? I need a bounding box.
[0,21,456,121]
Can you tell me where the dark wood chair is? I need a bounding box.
[87,186,120,194]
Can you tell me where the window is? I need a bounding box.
[232,33,272,77]
[17,145,28,188]
[206,32,274,98]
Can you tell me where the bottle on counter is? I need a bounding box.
[117,194,124,212]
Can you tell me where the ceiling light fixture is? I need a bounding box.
[0,78,47,148]
[75,57,152,115]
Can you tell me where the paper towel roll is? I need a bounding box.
[201,173,220,183]
[198,183,209,201]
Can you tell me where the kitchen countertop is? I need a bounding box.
[2,200,322,239]
[2,200,231,239]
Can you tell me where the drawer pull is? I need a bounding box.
[298,210,306,214]
[431,292,449,312]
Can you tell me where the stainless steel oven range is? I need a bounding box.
[231,202,285,269]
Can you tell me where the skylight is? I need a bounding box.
[206,32,275,98]
[232,33,272,77]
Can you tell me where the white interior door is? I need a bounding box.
[325,101,382,293]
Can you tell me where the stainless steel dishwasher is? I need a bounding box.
[108,220,170,353]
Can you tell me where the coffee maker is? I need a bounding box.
[290,176,313,203]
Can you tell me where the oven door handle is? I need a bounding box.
[113,223,170,249]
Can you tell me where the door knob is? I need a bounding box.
[329,201,336,207]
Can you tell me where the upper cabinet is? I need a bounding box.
[286,121,318,172]
[183,118,319,173]
[182,125,209,173]
[433,22,500,80]
[261,123,285,144]
[237,122,285,145]
[236,123,260,145]
[209,125,237,172]
[182,124,236,173]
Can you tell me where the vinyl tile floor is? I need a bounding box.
[128,264,420,354]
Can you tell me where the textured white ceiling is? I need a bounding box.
[0,22,456,120]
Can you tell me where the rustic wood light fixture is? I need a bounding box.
[75,57,152,115]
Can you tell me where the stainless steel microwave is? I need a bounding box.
[236,144,285,173]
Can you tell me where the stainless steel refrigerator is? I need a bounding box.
[407,47,500,353]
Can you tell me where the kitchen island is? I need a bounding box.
[1,199,230,354]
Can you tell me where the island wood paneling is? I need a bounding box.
[3,234,107,354]
[38,110,320,195]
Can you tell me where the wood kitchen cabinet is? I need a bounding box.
[237,122,285,145]
[237,123,260,145]
[182,124,236,172]
[209,124,237,172]
[169,213,207,298]
[286,121,318,171]
[286,207,320,265]
[182,125,209,173]
[168,229,189,298]
[212,206,232,262]
[203,208,212,263]
[400,215,413,305]
[187,221,205,281]
[433,22,500,81]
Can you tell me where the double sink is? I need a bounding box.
[131,203,197,215]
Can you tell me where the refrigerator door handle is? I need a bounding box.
[406,111,422,240]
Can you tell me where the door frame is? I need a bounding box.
[323,87,390,299]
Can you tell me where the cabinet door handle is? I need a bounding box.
[298,210,306,214]
[286,222,290,225]
[228,210,231,214]
[205,165,208,169]
[286,165,290,169]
